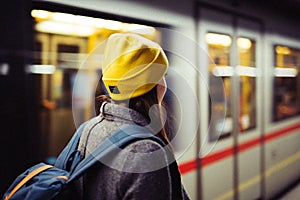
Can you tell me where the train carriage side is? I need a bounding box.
[263,33,300,199]
[197,6,264,200]
[196,1,300,199]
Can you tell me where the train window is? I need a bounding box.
[206,32,232,141]
[55,44,79,108]
[207,34,257,141]
[237,37,256,132]
[273,45,300,121]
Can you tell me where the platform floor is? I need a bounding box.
[278,182,300,200]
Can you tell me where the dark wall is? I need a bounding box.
[0,0,39,195]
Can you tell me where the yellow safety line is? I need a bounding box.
[215,150,300,200]
[265,150,300,177]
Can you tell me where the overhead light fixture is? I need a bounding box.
[274,67,297,77]
[31,9,158,36]
[206,33,232,47]
[0,63,9,76]
[212,66,234,76]
[236,65,257,77]
[237,38,252,49]
[102,20,122,30]
[35,21,95,37]
[276,46,291,55]
[212,65,258,77]
[31,10,51,19]
[75,16,98,27]
[52,12,75,23]
[27,65,56,74]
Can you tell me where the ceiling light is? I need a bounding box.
[206,33,232,47]
[31,10,50,19]
[237,38,252,49]
[35,21,95,37]
[276,46,291,55]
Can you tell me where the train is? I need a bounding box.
[1,0,300,199]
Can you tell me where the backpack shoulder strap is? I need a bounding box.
[55,121,88,169]
[68,124,165,182]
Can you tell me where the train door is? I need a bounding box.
[48,35,88,156]
[236,18,262,200]
[198,8,236,200]
[197,7,263,200]
[34,33,88,157]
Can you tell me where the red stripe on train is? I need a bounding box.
[178,122,300,175]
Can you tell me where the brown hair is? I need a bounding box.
[95,85,172,145]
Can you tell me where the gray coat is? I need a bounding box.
[75,102,190,200]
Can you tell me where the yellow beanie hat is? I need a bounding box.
[102,33,169,101]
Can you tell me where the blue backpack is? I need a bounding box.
[2,123,166,200]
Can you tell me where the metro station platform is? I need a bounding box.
[277,181,300,200]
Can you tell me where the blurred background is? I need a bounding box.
[1,0,300,199]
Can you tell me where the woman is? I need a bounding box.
[76,33,190,199]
